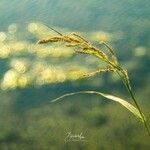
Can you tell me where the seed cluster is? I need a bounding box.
[38,31,119,77]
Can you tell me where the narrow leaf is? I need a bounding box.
[51,90,145,123]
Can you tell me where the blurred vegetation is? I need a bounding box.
[0,0,150,149]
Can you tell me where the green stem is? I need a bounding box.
[117,67,150,136]
[107,61,150,136]
[127,84,150,136]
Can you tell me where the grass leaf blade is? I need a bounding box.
[51,90,145,123]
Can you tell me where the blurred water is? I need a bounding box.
[0,0,150,149]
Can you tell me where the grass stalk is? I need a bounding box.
[38,27,150,136]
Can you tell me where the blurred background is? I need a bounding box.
[0,0,150,149]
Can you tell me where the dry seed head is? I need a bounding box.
[38,32,111,62]
[66,43,80,47]
[83,67,115,78]
[71,32,89,44]
[37,36,67,44]
[82,47,108,60]
[37,36,59,44]
[38,35,81,45]
[64,35,81,43]
[100,41,118,64]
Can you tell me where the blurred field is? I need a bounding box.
[0,0,150,150]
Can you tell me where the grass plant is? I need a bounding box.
[38,27,150,136]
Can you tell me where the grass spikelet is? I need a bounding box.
[83,67,115,78]
[71,32,89,44]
